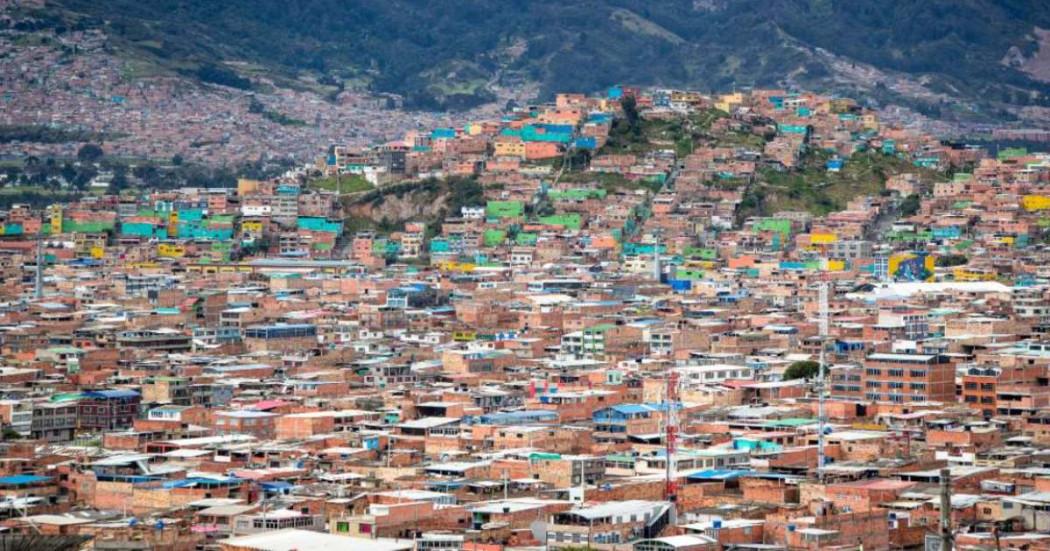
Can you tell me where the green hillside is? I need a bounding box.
[15,0,1050,115]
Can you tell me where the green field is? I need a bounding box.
[310,174,373,194]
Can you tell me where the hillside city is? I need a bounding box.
[0,83,1048,551]
[0,23,526,165]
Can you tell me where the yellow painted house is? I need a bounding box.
[157,243,186,258]
[1022,195,1050,212]
[494,137,526,159]
[715,92,744,112]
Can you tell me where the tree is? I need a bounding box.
[620,95,640,136]
[540,202,557,217]
[171,154,184,166]
[248,96,266,114]
[567,148,591,172]
[60,162,77,184]
[72,166,97,190]
[899,194,921,216]
[110,165,129,192]
[938,254,968,267]
[784,360,821,380]
[76,143,104,162]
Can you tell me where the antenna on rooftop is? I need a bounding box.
[34,235,44,300]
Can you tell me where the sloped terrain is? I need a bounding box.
[6,0,1050,121]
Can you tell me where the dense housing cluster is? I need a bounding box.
[0,86,1049,551]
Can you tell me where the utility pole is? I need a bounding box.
[665,367,680,523]
[34,235,44,299]
[652,229,662,282]
[817,276,829,482]
[940,468,953,551]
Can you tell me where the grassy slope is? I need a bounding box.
[584,105,941,219]
[744,149,940,217]
[310,174,373,194]
[34,0,1050,112]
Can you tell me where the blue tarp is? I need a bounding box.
[478,410,558,425]
[431,128,456,139]
[0,474,51,486]
[428,480,466,491]
[162,477,240,489]
[685,469,751,481]
[575,136,597,149]
[608,404,655,415]
[260,481,295,490]
[83,389,140,400]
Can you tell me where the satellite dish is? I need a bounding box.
[530,520,547,541]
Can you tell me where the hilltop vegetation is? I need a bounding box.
[566,99,941,219]
[739,149,935,218]
[0,125,120,144]
[0,147,293,208]
[17,0,1050,117]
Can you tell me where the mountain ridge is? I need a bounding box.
[8,0,1050,124]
